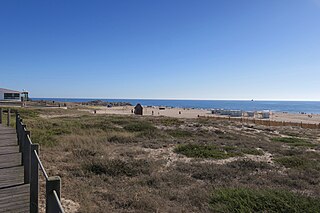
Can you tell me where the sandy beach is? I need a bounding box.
[85,106,320,124]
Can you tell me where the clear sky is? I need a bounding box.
[1,0,320,100]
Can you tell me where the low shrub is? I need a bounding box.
[85,159,151,177]
[275,156,311,169]
[124,122,156,132]
[156,117,184,126]
[242,148,264,155]
[107,132,135,143]
[209,187,320,212]
[167,129,193,138]
[30,129,58,146]
[174,144,242,159]
[272,137,315,147]
[175,144,264,159]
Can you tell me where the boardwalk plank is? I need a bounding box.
[0,135,17,141]
[0,166,25,192]
[0,183,28,197]
[0,134,17,139]
[0,124,30,212]
[0,153,21,169]
[0,130,16,135]
[0,146,19,155]
[0,202,29,213]
[0,139,17,147]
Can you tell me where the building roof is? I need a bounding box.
[0,88,21,93]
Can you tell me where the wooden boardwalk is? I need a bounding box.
[0,124,30,212]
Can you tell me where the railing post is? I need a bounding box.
[19,124,26,152]
[31,144,39,213]
[16,113,19,132]
[46,176,61,213]
[0,108,2,124]
[7,108,10,126]
[16,114,20,143]
[24,130,31,184]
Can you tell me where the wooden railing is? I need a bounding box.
[0,108,66,213]
[15,112,65,213]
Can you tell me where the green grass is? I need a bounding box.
[23,118,81,146]
[175,144,238,159]
[272,137,315,147]
[107,134,134,143]
[30,129,58,146]
[241,148,264,156]
[174,144,263,159]
[274,156,320,171]
[18,108,40,119]
[108,116,134,125]
[167,129,193,138]
[155,117,184,126]
[274,156,306,168]
[123,122,156,132]
[209,188,320,213]
[85,159,151,177]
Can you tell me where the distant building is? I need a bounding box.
[211,109,242,117]
[0,88,21,101]
[0,88,29,101]
[134,103,143,115]
[243,111,255,117]
[255,111,270,119]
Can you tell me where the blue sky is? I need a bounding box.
[1,0,320,100]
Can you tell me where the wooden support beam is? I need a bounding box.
[0,108,2,124]
[30,144,39,213]
[7,109,10,127]
[46,176,62,213]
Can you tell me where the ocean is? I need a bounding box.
[32,98,320,114]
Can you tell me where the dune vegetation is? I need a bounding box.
[12,107,320,212]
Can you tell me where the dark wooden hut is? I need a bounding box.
[134,103,143,115]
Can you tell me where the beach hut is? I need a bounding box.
[261,111,270,119]
[212,109,224,115]
[134,103,143,115]
[229,110,243,117]
[255,111,270,119]
[243,111,255,117]
[220,109,231,115]
[0,88,22,101]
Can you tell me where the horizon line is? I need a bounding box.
[31,97,320,102]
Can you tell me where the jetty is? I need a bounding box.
[0,108,64,213]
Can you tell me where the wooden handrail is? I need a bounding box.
[14,112,65,213]
[33,149,49,180]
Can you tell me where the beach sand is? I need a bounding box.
[87,106,320,124]
[93,106,210,118]
[271,112,320,124]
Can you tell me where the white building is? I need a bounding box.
[0,88,22,101]
[255,110,270,119]
[212,109,243,117]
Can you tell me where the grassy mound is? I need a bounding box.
[209,188,320,212]
[85,159,151,177]
[167,129,193,138]
[174,144,261,159]
[272,137,315,147]
[123,122,156,132]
